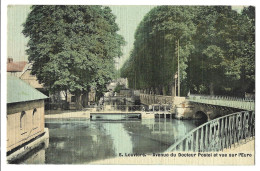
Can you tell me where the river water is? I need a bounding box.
[15,117,205,164]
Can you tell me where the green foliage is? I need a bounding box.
[121,6,255,96]
[23,5,125,97]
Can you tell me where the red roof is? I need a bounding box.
[7,61,27,72]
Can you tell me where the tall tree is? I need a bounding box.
[23,5,125,109]
[122,6,255,97]
[121,6,197,96]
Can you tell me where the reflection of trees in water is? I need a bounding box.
[19,118,207,164]
[123,119,205,153]
[101,122,133,155]
[45,121,116,164]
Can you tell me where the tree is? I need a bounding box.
[189,6,255,96]
[122,6,255,97]
[23,5,125,109]
[121,6,197,96]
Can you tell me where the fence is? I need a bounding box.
[165,111,255,152]
[188,94,255,111]
[140,93,173,105]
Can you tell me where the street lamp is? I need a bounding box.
[174,73,178,97]
[177,39,180,97]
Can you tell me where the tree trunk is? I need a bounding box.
[163,86,167,96]
[155,87,160,95]
[209,82,214,95]
[75,93,82,110]
[82,91,89,107]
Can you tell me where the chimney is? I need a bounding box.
[7,58,13,63]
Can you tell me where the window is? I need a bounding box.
[32,108,37,125]
[20,111,26,130]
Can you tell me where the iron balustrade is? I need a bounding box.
[188,94,255,111]
[140,93,173,105]
[165,111,255,152]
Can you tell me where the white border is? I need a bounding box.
[1,0,259,171]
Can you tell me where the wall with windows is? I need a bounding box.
[7,100,45,152]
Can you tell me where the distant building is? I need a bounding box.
[7,58,28,77]
[7,76,49,162]
[20,63,44,90]
[7,58,44,90]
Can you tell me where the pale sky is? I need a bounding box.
[7,5,154,69]
[7,5,244,68]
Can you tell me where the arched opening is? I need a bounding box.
[194,111,208,122]
[20,111,26,130]
[32,108,38,129]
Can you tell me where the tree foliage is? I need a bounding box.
[23,5,125,108]
[121,6,255,97]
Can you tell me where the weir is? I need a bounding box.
[90,104,172,120]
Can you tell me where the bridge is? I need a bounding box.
[139,93,255,120]
[139,93,255,152]
[188,94,255,111]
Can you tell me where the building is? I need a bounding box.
[20,63,44,90]
[7,58,44,90]
[7,58,28,77]
[7,76,49,162]
[7,58,96,110]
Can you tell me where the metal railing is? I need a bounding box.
[188,94,255,111]
[94,104,171,113]
[140,93,173,105]
[165,111,255,152]
[95,105,147,112]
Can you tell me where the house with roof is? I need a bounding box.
[7,58,44,90]
[7,76,49,162]
[7,58,28,77]
[7,58,97,110]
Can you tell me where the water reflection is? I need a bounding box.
[16,118,205,164]
[102,123,133,155]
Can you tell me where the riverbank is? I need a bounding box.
[90,139,255,165]
[45,110,90,119]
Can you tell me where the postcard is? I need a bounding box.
[2,1,256,167]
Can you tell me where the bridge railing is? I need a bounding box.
[140,93,173,105]
[189,94,255,101]
[165,111,255,152]
[188,94,255,111]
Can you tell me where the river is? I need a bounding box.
[13,117,205,164]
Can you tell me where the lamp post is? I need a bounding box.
[174,73,177,97]
[177,39,180,97]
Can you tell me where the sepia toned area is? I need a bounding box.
[6,5,255,165]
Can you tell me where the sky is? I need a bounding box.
[7,5,244,68]
[7,5,154,69]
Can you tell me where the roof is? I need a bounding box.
[7,76,48,104]
[7,61,27,72]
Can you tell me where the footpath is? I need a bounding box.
[90,139,255,165]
